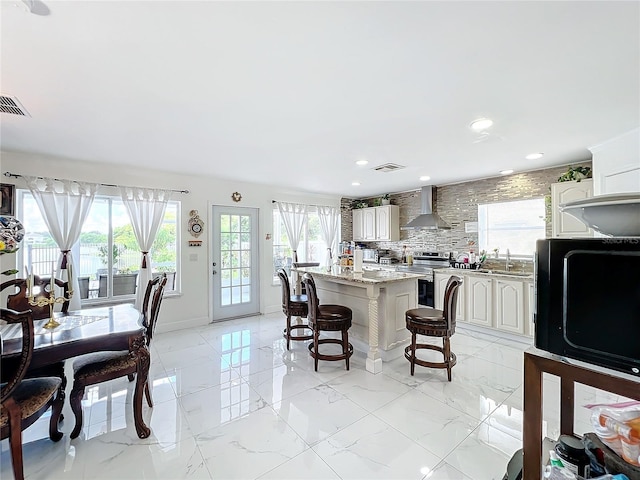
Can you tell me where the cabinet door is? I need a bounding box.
[467,276,492,327]
[375,206,400,241]
[362,208,376,240]
[526,282,535,337]
[551,180,594,238]
[352,210,364,241]
[494,278,525,335]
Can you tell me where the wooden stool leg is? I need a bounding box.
[410,332,417,376]
[285,314,291,351]
[342,329,349,370]
[444,337,452,381]
[313,330,319,371]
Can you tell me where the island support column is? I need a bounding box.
[365,284,382,374]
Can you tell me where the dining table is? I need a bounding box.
[0,303,152,439]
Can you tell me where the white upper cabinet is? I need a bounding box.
[352,209,364,242]
[375,206,399,241]
[352,205,399,242]
[551,179,594,238]
[590,128,640,195]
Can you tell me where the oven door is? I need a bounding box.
[418,278,434,307]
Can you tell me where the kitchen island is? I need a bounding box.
[292,266,426,373]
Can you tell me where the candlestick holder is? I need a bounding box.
[28,287,74,329]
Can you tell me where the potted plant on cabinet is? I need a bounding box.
[381,194,391,205]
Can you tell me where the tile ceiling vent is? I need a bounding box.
[0,95,31,117]
[373,163,405,172]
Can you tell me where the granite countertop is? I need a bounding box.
[293,266,426,285]
[433,267,534,280]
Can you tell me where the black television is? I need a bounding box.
[535,238,640,377]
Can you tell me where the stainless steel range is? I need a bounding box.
[397,252,450,307]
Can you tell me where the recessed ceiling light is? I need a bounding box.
[355,159,368,166]
[525,152,544,160]
[500,169,514,175]
[351,181,360,186]
[470,118,493,131]
[419,176,431,181]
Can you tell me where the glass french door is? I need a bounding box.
[211,206,260,321]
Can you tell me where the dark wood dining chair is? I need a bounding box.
[1,276,71,317]
[1,308,64,480]
[302,273,353,371]
[404,275,462,380]
[1,277,69,415]
[69,275,167,438]
[277,268,313,350]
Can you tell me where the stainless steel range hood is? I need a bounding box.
[401,186,451,230]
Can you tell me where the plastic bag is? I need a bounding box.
[583,401,640,466]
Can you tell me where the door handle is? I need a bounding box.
[212,270,217,275]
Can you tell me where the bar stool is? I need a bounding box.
[302,273,353,371]
[277,269,313,350]
[404,275,462,380]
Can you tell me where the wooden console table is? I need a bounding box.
[523,348,640,479]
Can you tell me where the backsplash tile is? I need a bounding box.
[341,162,591,261]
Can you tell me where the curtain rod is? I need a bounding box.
[4,172,189,194]
[271,200,341,209]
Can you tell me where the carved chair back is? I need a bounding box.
[145,275,167,346]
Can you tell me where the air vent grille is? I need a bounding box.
[0,95,31,117]
[373,163,405,172]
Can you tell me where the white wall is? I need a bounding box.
[590,128,640,195]
[0,150,341,332]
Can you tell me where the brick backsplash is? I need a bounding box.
[340,162,591,260]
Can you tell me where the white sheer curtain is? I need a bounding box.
[25,176,98,311]
[276,202,308,293]
[276,202,308,263]
[317,206,340,268]
[120,187,171,310]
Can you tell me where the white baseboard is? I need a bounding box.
[156,315,210,334]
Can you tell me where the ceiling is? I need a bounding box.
[1,1,638,197]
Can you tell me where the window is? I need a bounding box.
[18,191,179,302]
[478,198,545,257]
[272,207,329,281]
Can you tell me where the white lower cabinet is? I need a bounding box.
[435,271,534,337]
[466,276,493,328]
[494,278,525,335]
[527,281,535,337]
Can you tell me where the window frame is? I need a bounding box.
[477,197,545,259]
[16,189,181,304]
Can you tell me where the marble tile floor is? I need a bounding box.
[1,312,630,480]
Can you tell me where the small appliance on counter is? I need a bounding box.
[362,248,379,263]
[379,256,398,265]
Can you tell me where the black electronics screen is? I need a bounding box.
[563,250,640,361]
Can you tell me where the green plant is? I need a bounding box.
[98,244,126,266]
[557,165,592,183]
[382,193,390,200]
[373,198,382,207]
[351,200,369,209]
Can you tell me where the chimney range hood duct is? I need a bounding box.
[402,186,451,230]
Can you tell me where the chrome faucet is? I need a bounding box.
[505,249,514,272]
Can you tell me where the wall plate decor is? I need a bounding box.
[231,192,242,202]
[188,210,204,238]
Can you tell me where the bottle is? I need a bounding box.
[401,246,407,264]
[554,435,590,477]
[407,249,413,266]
